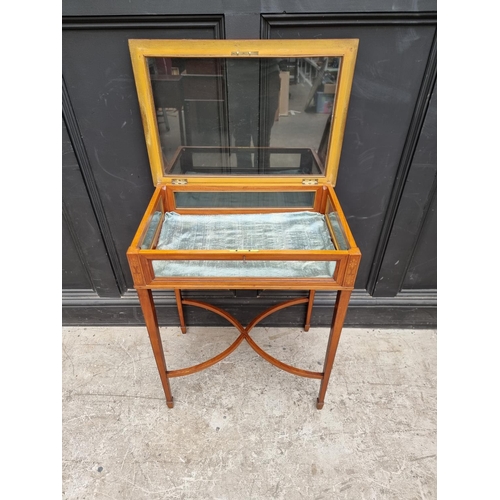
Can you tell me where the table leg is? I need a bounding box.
[304,290,315,332]
[175,289,187,334]
[316,289,351,409]
[137,289,174,408]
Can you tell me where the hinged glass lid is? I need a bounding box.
[129,39,358,186]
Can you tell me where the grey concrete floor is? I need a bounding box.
[62,326,436,500]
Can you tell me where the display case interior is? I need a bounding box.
[130,182,357,288]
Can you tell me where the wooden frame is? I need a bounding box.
[127,39,361,409]
[129,38,359,186]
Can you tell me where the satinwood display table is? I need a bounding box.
[126,38,360,408]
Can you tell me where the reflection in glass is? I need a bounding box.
[140,211,162,249]
[153,259,336,278]
[174,191,315,208]
[327,212,350,250]
[147,56,341,176]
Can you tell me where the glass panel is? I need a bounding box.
[174,191,315,208]
[140,211,162,249]
[327,212,349,250]
[152,259,336,278]
[170,147,322,175]
[147,56,341,176]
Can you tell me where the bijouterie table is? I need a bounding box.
[126,38,361,409]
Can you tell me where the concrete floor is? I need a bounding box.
[62,326,437,500]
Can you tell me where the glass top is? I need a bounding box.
[147,56,340,177]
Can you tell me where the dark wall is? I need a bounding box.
[62,2,437,328]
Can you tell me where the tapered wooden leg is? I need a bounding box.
[316,290,352,409]
[137,289,174,408]
[304,290,315,332]
[175,289,187,333]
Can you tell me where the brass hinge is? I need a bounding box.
[302,179,319,185]
[171,179,188,185]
